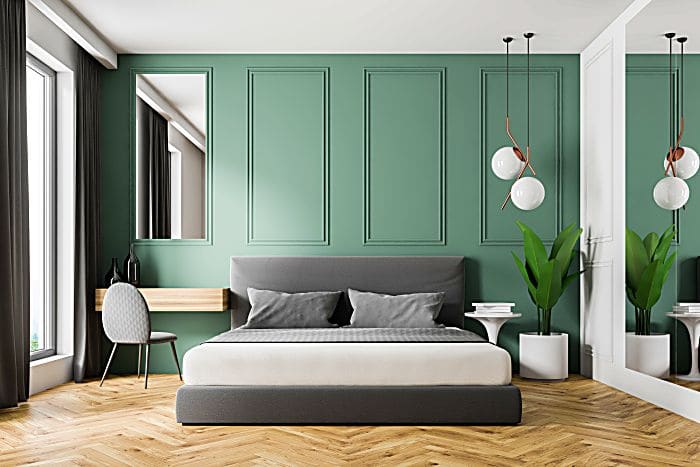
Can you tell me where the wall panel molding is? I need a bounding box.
[583,45,615,245]
[626,66,680,245]
[580,39,618,379]
[247,67,330,245]
[479,67,564,245]
[582,261,614,364]
[362,67,446,245]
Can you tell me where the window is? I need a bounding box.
[26,54,57,361]
[169,146,182,239]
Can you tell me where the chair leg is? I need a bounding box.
[100,343,118,387]
[144,344,150,389]
[137,344,142,379]
[170,341,182,381]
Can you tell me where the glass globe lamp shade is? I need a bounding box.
[653,176,689,210]
[491,147,525,180]
[664,146,700,180]
[510,176,545,211]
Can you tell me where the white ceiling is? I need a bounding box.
[139,74,206,135]
[627,0,700,54]
[63,0,636,54]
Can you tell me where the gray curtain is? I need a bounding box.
[74,48,102,382]
[0,0,30,408]
[135,98,149,239]
[146,105,170,238]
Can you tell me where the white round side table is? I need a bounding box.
[465,312,521,345]
[666,312,700,381]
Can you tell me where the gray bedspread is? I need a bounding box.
[206,327,486,343]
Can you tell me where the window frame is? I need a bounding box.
[27,53,57,362]
[168,144,183,239]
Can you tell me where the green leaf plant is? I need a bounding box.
[512,221,584,335]
[625,226,677,335]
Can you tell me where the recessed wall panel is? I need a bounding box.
[480,68,563,244]
[363,68,445,245]
[247,68,329,245]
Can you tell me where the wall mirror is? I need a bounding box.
[132,70,209,241]
[625,0,700,391]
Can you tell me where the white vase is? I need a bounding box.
[625,333,670,378]
[519,332,568,380]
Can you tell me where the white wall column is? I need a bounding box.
[580,0,700,423]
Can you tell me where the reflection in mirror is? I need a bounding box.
[135,73,206,239]
[626,0,700,391]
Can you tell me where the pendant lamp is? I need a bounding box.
[654,33,695,210]
[509,33,544,211]
[491,37,527,180]
[511,176,546,211]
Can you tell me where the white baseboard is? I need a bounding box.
[592,356,700,423]
[29,354,73,396]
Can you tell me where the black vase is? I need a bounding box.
[104,257,123,287]
[123,243,141,286]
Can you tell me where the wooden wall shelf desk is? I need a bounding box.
[95,288,229,312]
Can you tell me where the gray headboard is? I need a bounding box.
[229,256,465,329]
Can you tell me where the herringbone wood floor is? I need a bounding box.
[0,375,698,466]
[668,377,700,391]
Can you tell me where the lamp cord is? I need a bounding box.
[681,40,684,119]
[506,40,509,118]
[670,34,673,153]
[527,34,531,149]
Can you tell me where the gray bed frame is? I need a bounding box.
[175,256,522,425]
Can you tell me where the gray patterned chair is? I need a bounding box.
[100,282,182,389]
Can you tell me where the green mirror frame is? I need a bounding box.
[129,67,214,246]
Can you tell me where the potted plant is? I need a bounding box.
[625,225,676,378]
[512,221,583,380]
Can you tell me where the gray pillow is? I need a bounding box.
[348,289,445,328]
[242,288,342,329]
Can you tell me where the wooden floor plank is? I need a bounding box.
[0,375,698,465]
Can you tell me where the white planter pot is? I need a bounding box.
[519,332,568,380]
[625,333,670,378]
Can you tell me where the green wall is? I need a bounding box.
[100,54,580,373]
[626,54,700,373]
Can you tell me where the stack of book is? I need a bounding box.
[673,303,700,314]
[471,303,515,314]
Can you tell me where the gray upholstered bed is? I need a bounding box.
[175,256,521,425]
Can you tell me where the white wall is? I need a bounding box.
[581,0,700,423]
[26,3,78,70]
[27,0,117,69]
[26,3,78,396]
[168,123,205,239]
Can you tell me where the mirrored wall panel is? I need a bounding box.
[135,72,207,240]
[626,0,700,391]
